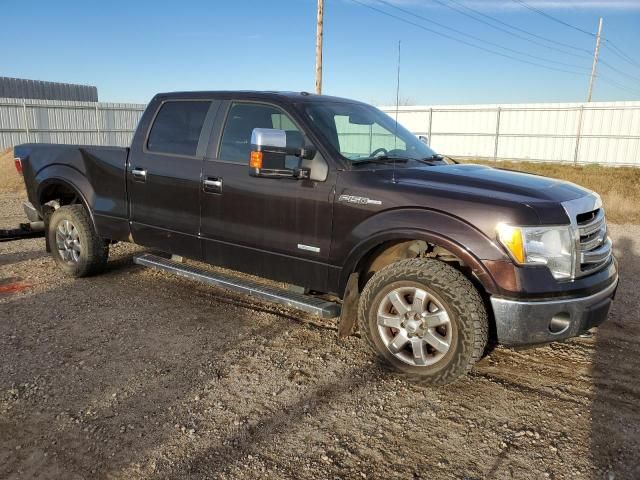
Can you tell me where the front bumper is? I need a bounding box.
[490,276,618,346]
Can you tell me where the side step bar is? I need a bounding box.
[133,253,341,319]
[0,222,45,243]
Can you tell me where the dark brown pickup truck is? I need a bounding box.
[14,91,618,384]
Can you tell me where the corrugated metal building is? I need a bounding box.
[1,97,639,166]
[0,98,144,149]
[380,101,640,166]
[0,77,98,102]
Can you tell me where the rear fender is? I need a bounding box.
[35,165,96,223]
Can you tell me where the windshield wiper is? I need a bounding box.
[351,155,411,166]
[417,154,458,165]
[413,156,440,166]
[414,154,452,165]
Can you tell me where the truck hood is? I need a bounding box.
[398,164,590,205]
[367,163,600,233]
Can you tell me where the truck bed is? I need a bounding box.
[14,143,130,240]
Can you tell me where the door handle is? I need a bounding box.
[131,168,147,182]
[203,177,223,194]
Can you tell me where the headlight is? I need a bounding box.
[497,224,574,280]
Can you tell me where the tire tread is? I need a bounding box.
[358,258,488,386]
[48,205,108,277]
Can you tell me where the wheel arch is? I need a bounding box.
[339,228,499,297]
[36,165,96,223]
[36,167,98,253]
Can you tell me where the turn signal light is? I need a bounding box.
[14,157,23,175]
[250,151,263,169]
[496,224,525,264]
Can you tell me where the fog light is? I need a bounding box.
[549,313,571,334]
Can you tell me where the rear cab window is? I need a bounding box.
[147,101,211,156]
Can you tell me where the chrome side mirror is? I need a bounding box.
[249,128,313,179]
[252,128,288,151]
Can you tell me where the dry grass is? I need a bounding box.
[0,147,26,197]
[464,159,640,224]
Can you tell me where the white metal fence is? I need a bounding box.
[0,97,145,150]
[2,97,639,166]
[380,101,640,167]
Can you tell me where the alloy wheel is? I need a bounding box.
[377,286,453,366]
[55,219,81,263]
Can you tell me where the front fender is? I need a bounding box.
[336,208,510,295]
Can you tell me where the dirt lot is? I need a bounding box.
[1,191,639,480]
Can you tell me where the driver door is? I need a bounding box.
[199,100,336,292]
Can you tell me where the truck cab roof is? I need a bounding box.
[153,90,365,105]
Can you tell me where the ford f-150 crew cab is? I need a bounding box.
[14,91,618,385]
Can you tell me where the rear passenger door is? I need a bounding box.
[127,99,219,259]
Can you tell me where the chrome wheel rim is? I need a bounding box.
[55,219,81,263]
[377,286,453,367]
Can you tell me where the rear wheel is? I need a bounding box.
[48,205,108,277]
[358,258,488,385]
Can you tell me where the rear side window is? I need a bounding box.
[219,103,301,164]
[147,101,210,156]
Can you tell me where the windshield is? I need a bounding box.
[302,102,438,164]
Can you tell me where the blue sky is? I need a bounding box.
[2,0,639,105]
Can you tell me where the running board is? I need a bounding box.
[0,222,45,243]
[133,253,341,319]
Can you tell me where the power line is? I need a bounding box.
[444,0,593,57]
[374,0,591,71]
[598,74,640,97]
[348,0,587,75]
[503,0,640,80]
[440,0,640,85]
[348,0,640,97]
[603,40,640,70]
[432,1,640,93]
[599,58,640,84]
[510,0,596,37]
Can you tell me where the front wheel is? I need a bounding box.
[48,205,109,277]
[358,258,488,385]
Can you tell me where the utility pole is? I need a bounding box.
[315,0,324,95]
[586,17,603,103]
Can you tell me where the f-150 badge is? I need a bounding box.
[338,194,382,206]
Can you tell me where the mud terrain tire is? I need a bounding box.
[358,258,488,385]
[48,205,108,277]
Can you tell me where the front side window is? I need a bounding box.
[219,103,301,164]
[147,101,211,156]
[303,102,438,164]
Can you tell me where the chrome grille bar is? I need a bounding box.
[577,210,605,236]
[562,194,612,279]
[580,238,612,264]
[581,233,606,251]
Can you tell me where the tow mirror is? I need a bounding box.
[249,128,314,179]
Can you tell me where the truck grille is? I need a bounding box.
[575,207,611,277]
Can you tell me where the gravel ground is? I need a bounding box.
[1,192,638,480]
